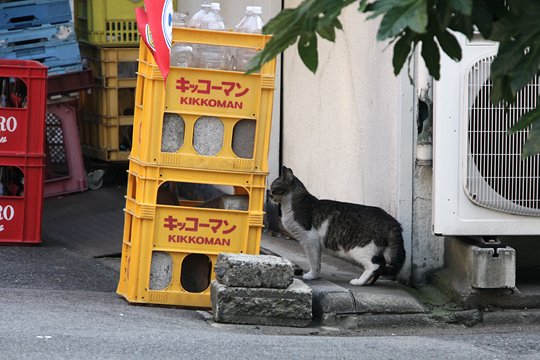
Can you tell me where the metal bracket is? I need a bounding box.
[459,236,506,250]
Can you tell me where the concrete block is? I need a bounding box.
[214,253,294,289]
[149,251,173,290]
[232,119,255,159]
[211,279,312,327]
[472,247,516,289]
[161,113,184,152]
[445,237,516,289]
[193,116,224,156]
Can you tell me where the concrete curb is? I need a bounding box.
[260,240,540,330]
[482,309,540,326]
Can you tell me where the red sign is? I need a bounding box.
[136,0,173,81]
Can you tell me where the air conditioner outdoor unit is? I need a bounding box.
[433,33,540,236]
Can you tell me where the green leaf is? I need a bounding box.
[447,13,474,39]
[509,47,540,94]
[393,33,413,75]
[316,7,342,41]
[522,122,540,157]
[471,0,495,38]
[509,103,540,133]
[245,29,300,73]
[436,30,462,61]
[448,0,473,16]
[432,1,453,30]
[262,9,300,35]
[298,34,318,73]
[332,17,343,31]
[377,0,428,40]
[359,0,369,12]
[491,76,514,105]
[420,36,440,79]
[248,0,358,73]
[366,0,404,19]
[316,23,336,41]
[491,41,524,79]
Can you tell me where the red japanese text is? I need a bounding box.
[163,215,237,247]
[175,78,250,97]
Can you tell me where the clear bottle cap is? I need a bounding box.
[211,2,221,11]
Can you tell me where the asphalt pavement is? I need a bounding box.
[1,183,539,331]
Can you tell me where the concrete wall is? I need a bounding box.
[281,1,403,215]
[412,165,444,283]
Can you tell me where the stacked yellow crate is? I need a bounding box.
[117,27,276,308]
[74,0,142,161]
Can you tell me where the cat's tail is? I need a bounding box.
[379,226,406,279]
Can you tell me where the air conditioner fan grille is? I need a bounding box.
[467,55,540,216]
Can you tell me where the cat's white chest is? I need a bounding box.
[282,213,306,238]
[280,201,305,238]
[280,194,328,245]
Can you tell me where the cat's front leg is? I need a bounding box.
[300,239,321,280]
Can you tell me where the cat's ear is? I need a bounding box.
[282,166,294,181]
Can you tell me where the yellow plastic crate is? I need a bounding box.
[74,0,142,47]
[130,28,277,173]
[79,112,132,162]
[79,43,139,88]
[117,159,265,307]
[78,85,134,161]
[80,86,135,118]
[127,157,267,206]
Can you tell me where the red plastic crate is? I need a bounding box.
[0,154,45,244]
[0,60,47,156]
[44,102,88,198]
[47,69,95,96]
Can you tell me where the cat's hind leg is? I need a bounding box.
[350,262,381,286]
[349,248,383,286]
[365,255,385,285]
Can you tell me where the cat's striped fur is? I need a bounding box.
[269,166,405,285]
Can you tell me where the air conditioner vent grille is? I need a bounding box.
[467,55,540,216]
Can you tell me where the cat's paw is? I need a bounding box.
[349,278,367,286]
[302,271,320,281]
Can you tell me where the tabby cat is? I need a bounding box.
[269,166,405,286]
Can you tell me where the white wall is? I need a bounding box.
[282,1,404,216]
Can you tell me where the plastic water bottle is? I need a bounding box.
[234,6,253,32]
[197,2,228,70]
[171,43,195,68]
[229,6,252,70]
[172,12,188,28]
[189,1,211,28]
[233,6,263,71]
[201,2,225,30]
[171,12,195,68]
[243,6,264,33]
